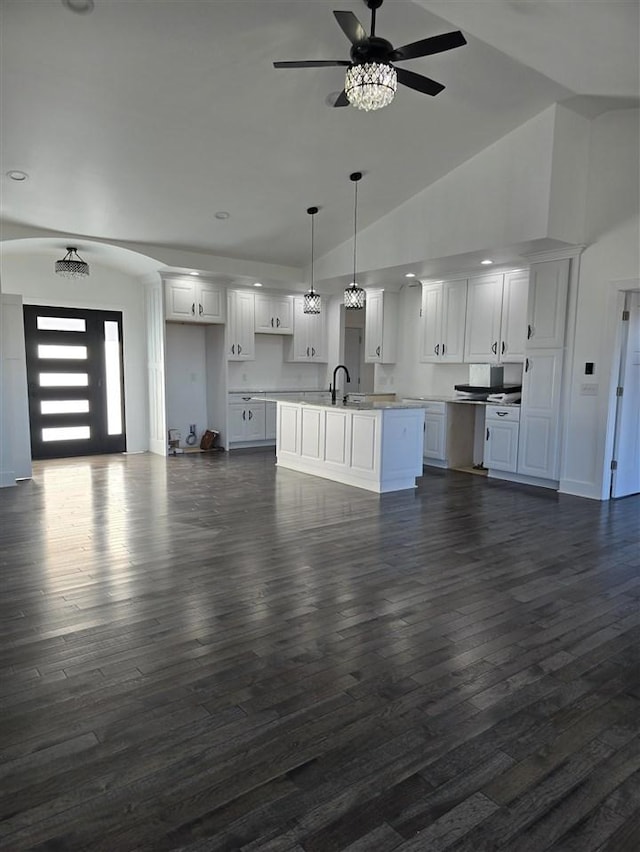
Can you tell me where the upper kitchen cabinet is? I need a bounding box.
[464,271,528,363]
[165,278,225,324]
[500,270,529,362]
[285,296,327,363]
[364,289,398,364]
[254,293,293,334]
[526,259,570,349]
[420,279,467,363]
[227,290,255,360]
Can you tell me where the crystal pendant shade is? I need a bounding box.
[303,291,321,314]
[345,62,397,111]
[344,282,366,310]
[55,247,90,279]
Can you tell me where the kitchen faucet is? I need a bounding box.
[330,364,350,405]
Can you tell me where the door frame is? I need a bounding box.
[602,278,640,499]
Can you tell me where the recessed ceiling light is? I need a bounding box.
[481,259,493,265]
[62,0,95,13]
[215,211,230,220]
[405,272,416,278]
[7,170,28,181]
[189,271,199,276]
[253,282,262,287]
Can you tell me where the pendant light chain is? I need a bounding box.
[344,172,365,309]
[352,177,358,286]
[303,206,321,314]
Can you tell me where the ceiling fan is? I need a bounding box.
[273,0,466,111]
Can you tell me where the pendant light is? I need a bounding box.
[55,246,90,279]
[344,172,365,310]
[303,206,321,314]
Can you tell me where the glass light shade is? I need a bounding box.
[344,283,366,310]
[345,62,397,111]
[303,290,321,314]
[55,247,90,278]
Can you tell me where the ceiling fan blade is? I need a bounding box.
[333,90,350,107]
[274,60,350,68]
[389,30,466,62]
[333,11,367,45]
[396,67,445,97]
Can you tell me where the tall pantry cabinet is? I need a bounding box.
[516,258,570,482]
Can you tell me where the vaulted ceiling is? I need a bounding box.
[1,0,638,272]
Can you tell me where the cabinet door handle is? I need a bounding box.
[306,347,310,357]
[486,428,490,440]
[491,341,498,354]
[501,341,505,355]
[231,344,235,355]
[525,357,530,372]
[434,344,439,355]
[242,409,246,420]
[238,344,242,354]
[191,303,195,315]
[496,411,508,417]
[311,347,315,356]
[376,345,381,357]
[442,343,446,355]
[276,318,280,328]
[271,317,274,327]
[527,324,532,339]
[248,410,253,420]
[199,303,203,316]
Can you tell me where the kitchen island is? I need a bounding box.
[262,396,425,493]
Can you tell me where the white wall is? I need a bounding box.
[561,109,640,498]
[0,250,149,453]
[165,323,209,444]
[227,334,326,390]
[315,106,557,282]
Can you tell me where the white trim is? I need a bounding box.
[488,470,559,490]
[521,245,586,263]
[601,278,640,499]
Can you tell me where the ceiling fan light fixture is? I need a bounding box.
[345,61,397,111]
[55,246,90,279]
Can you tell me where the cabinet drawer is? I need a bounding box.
[228,392,261,405]
[486,405,520,422]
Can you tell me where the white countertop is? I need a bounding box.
[403,395,521,407]
[259,394,425,411]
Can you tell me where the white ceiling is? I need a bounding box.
[1,0,638,275]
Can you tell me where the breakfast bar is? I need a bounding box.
[263,396,425,493]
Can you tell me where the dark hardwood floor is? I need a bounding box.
[0,450,638,851]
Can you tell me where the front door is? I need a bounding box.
[23,305,126,460]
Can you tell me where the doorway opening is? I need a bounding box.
[342,305,374,395]
[23,305,126,459]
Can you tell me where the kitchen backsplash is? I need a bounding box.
[227,334,327,390]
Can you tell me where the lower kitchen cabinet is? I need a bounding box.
[485,405,520,473]
[228,394,271,446]
[423,403,447,462]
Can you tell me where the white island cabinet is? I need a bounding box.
[272,398,425,493]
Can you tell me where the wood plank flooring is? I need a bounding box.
[0,450,638,851]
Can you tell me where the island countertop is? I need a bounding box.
[258,394,426,411]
